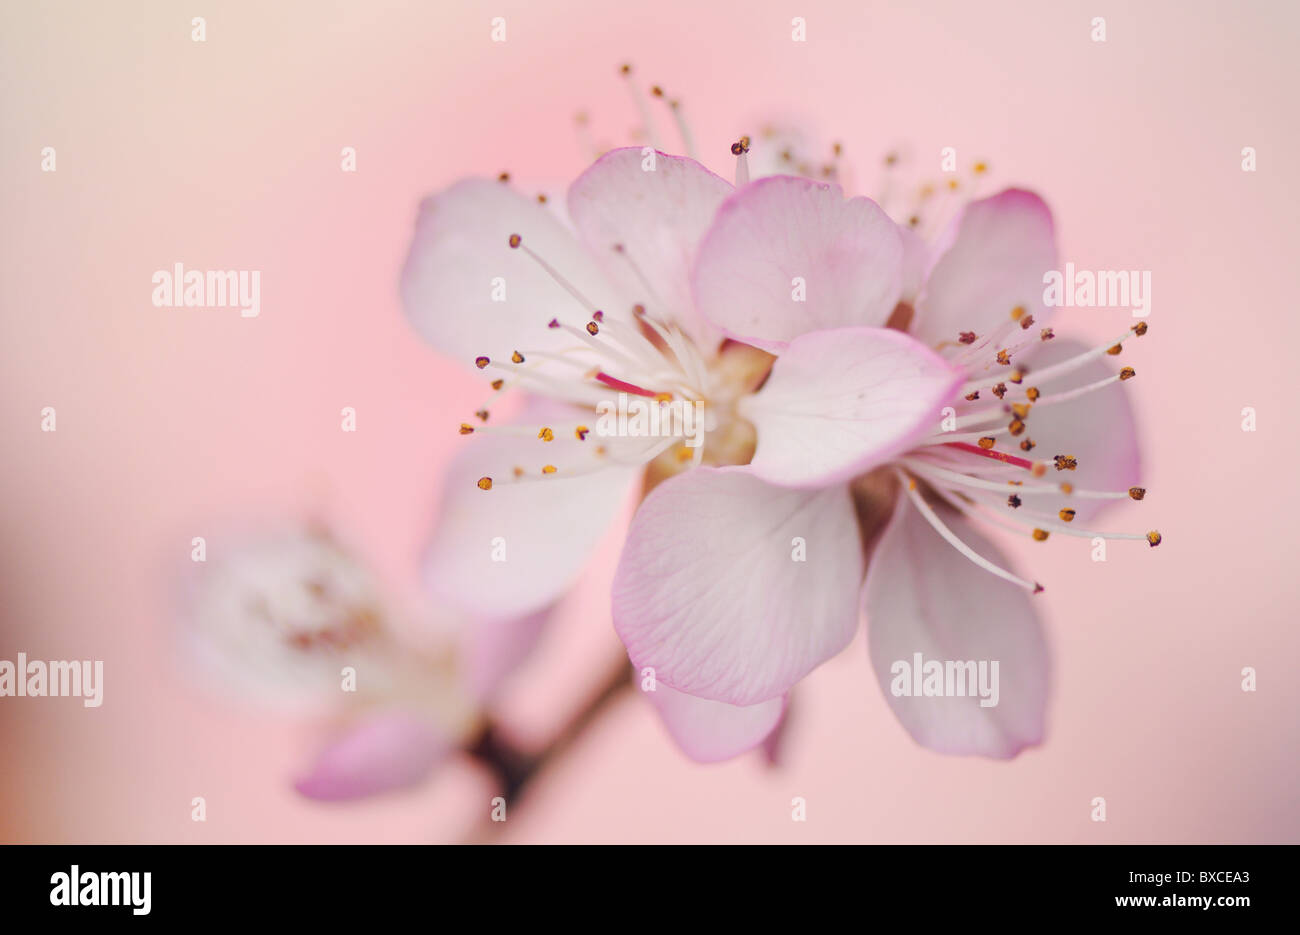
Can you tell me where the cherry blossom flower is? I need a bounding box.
[613,179,1159,760]
[401,104,1158,763]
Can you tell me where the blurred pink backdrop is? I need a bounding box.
[2,0,1297,843]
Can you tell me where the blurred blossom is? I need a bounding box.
[180,524,506,800]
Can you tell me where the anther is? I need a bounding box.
[586,321,600,335]
[459,423,474,435]
[538,427,554,442]
[1119,367,1136,380]
[508,234,521,249]
[1054,455,1078,471]
[1132,322,1148,336]
[1008,371,1024,384]
[575,426,589,441]
[1060,483,1074,494]
[1011,402,1031,419]
[978,436,996,450]
[490,378,504,390]
[1008,494,1022,509]
[475,356,490,369]
[1040,328,1055,341]
[965,391,980,401]
[1025,387,1040,401]
[1008,418,1026,436]
[542,464,557,475]
[498,172,510,183]
[1032,528,1049,541]
[992,383,1008,399]
[959,331,977,345]
[511,350,525,364]
[1146,530,1162,547]
[1019,438,1036,452]
[1020,315,1035,330]
[476,409,489,422]
[1010,306,1025,321]
[1129,487,1146,501]
[1059,508,1076,522]
[1107,344,1123,355]
[476,476,493,491]
[996,349,1011,366]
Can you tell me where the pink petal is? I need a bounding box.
[741,326,962,488]
[401,178,631,368]
[424,411,637,619]
[567,148,733,351]
[613,467,863,706]
[460,609,550,702]
[898,224,932,305]
[1009,336,1142,523]
[863,497,1050,759]
[293,711,450,801]
[691,176,903,352]
[913,188,1057,348]
[643,682,786,763]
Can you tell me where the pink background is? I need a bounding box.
[2,0,1297,843]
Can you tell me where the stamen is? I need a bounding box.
[664,95,698,159]
[732,136,751,186]
[903,456,1139,500]
[509,234,603,315]
[1029,371,1129,409]
[969,324,1146,396]
[895,468,1042,593]
[619,63,661,150]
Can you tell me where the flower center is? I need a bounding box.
[463,232,772,491]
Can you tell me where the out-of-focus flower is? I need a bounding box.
[181,525,540,800]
